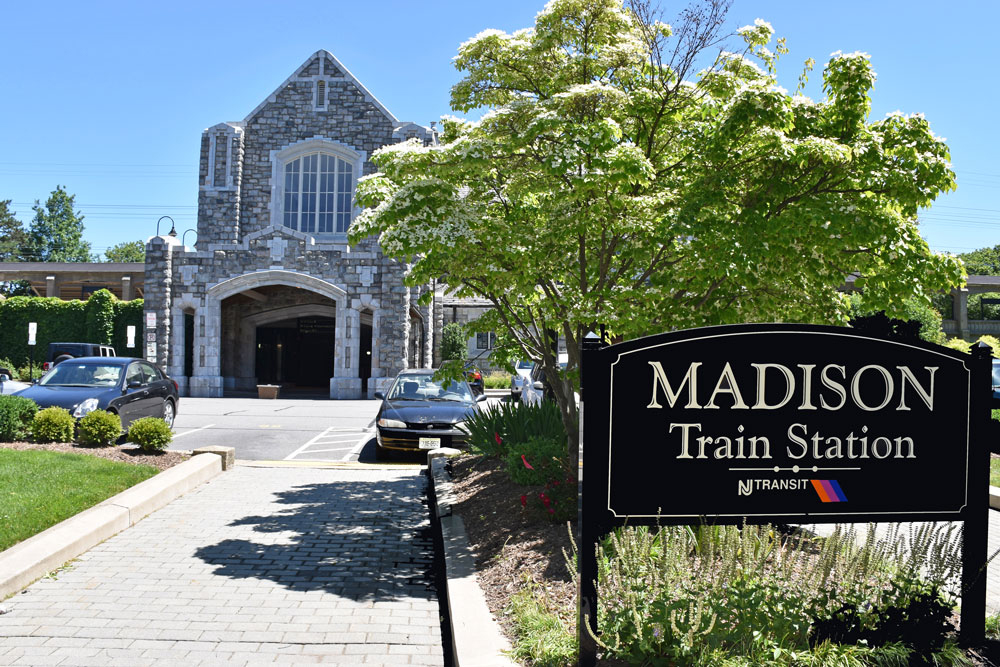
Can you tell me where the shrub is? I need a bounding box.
[0,395,38,441]
[441,322,466,361]
[128,417,172,452]
[0,357,19,380]
[464,400,566,458]
[505,436,568,486]
[31,406,75,443]
[76,409,122,447]
[483,370,510,389]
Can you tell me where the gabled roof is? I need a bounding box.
[244,50,399,124]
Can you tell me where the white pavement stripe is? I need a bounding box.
[284,425,340,460]
[171,424,216,439]
[345,430,374,461]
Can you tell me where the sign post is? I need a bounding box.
[126,325,136,349]
[27,322,37,381]
[578,324,991,664]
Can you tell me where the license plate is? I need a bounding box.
[418,437,441,450]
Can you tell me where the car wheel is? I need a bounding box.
[162,400,175,429]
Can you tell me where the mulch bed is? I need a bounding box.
[0,441,190,472]
[447,454,576,641]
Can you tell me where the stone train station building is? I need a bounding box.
[144,51,439,398]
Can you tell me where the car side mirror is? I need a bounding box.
[476,393,489,402]
[127,379,143,390]
[0,374,8,382]
[532,381,544,390]
[373,391,385,400]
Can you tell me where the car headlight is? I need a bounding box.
[73,398,100,418]
[377,417,406,429]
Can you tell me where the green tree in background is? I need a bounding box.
[0,200,32,296]
[0,200,27,261]
[440,322,467,361]
[958,244,1000,276]
[104,240,145,263]
[24,186,93,262]
[352,0,964,453]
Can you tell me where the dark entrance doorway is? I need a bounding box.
[255,316,336,387]
[359,313,372,396]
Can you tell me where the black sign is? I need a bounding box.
[604,327,970,521]
[577,324,993,665]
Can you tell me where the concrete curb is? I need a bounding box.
[0,452,223,600]
[428,450,517,667]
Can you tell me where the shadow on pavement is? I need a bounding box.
[193,478,437,602]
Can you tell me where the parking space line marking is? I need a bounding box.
[344,430,374,461]
[284,425,340,460]
[172,424,216,439]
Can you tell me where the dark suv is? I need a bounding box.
[43,342,117,371]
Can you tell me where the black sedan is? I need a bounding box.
[17,357,179,431]
[373,369,488,460]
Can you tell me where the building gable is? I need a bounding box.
[243,50,398,124]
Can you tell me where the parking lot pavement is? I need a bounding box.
[170,394,508,464]
[170,397,380,462]
[0,465,445,666]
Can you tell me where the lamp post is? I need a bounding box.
[156,216,177,237]
[182,229,198,248]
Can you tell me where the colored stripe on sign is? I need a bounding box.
[811,479,832,502]
[811,479,847,502]
[827,479,848,502]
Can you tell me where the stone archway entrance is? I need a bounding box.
[188,270,352,398]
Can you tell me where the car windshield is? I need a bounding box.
[40,363,122,387]
[993,361,1000,387]
[516,360,534,370]
[388,374,474,402]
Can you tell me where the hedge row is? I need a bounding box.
[0,291,143,367]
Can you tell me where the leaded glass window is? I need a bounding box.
[282,153,353,233]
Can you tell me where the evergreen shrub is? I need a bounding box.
[31,406,75,443]
[76,409,122,447]
[128,417,172,452]
[0,395,38,441]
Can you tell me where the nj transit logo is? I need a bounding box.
[810,479,847,503]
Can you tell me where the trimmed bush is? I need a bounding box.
[76,409,122,447]
[128,417,172,452]
[0,395,39,442]
[31,406,75,443]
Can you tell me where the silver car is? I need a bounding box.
[0,369,30,396]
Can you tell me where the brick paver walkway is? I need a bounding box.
[0,465,444,666]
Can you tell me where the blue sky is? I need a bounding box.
[1,1,995,258]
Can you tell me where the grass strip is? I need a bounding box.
[0,449,158,551]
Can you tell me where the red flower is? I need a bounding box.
[520,495,527,508]
[494,432,503,445]
[521,455,534,470]
[539,492,551,507]
[548,508,555,515]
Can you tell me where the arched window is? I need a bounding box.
[282,152,353,233]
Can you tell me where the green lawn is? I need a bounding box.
[0,449,158,552]
[992,458,1000,488]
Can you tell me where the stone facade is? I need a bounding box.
[143,51,437,398]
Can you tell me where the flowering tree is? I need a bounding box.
[351,0,964,454]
